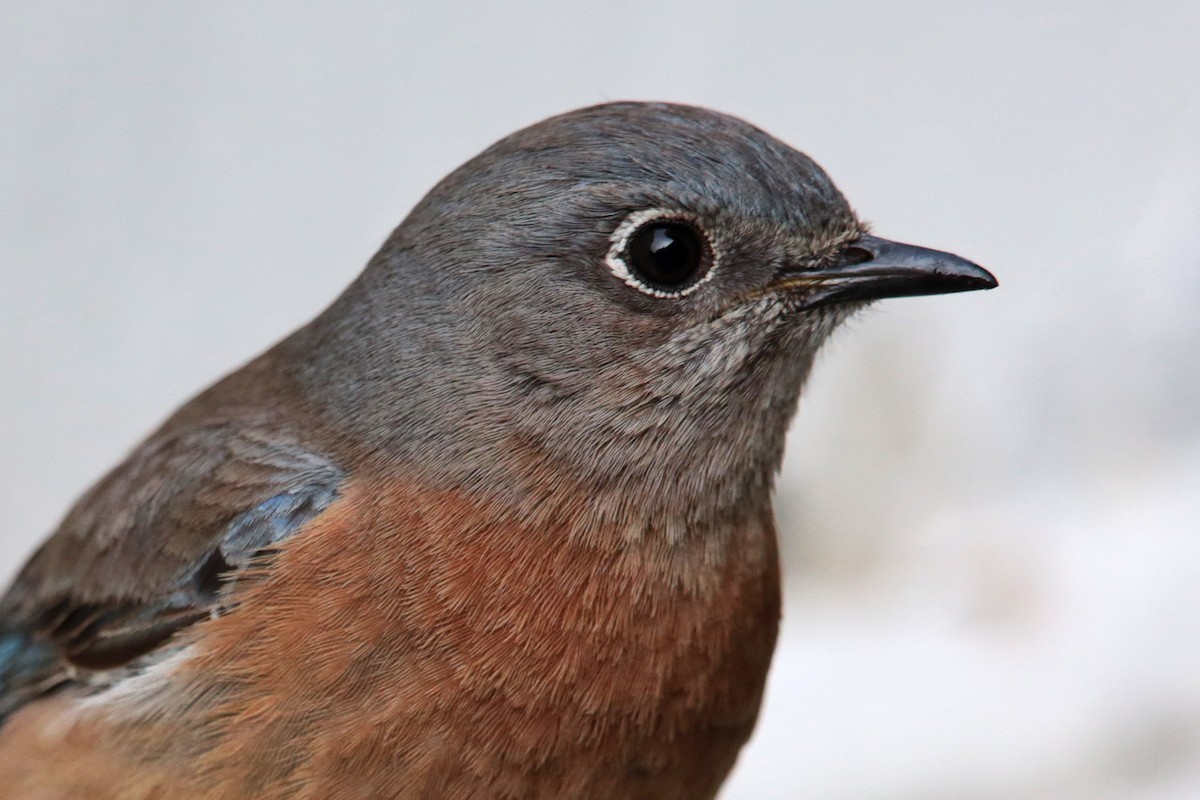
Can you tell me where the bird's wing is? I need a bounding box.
[0,421,345,721]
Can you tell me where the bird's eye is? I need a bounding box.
[606,211,716,298]
[627,222,705,289]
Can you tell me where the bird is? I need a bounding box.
[0,101,995,799]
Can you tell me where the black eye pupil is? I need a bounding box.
[627,221,705,290]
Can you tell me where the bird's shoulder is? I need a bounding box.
[0,412,345,721]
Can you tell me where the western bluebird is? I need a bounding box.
[0,102,995,798]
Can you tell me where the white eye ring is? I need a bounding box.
[605,209,719,298]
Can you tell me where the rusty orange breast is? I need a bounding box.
[4,478,781,800]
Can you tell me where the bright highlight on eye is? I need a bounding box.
[606,210,717,298]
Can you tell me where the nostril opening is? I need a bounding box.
[843,245,874,265]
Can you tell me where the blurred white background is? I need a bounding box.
[2,2,1199,798]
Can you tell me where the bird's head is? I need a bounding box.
[302,102,995,530]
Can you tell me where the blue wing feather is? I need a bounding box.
[0,440,345,724]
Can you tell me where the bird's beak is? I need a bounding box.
[773,234,998,307]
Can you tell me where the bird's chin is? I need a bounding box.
[776,289,871,316]
[779,298,863,349]
[747,286,868,328]
[688,291,861,353]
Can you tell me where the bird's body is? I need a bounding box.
[0,102,994,798]
[0,483,778,799]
